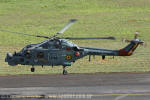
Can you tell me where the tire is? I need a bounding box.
[31,68,35,72]
[63,70,68,75]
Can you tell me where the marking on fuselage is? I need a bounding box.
[66,55,71,60]
[128,43,138,55]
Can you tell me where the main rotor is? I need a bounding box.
[0,19,116,40]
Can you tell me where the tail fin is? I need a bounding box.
[118,40,144,56]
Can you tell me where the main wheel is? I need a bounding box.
[31,67,35,72]
[63,70,68,75]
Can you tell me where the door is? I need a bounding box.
[48,52,58,66]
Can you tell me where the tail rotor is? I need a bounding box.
[122,31,145,46]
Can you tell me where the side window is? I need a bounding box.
[41,43,49,49]
[37,52,44,58]
[73,47,79,51]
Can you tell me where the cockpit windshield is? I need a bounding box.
[20,44,36,52]
[39,42,49,49]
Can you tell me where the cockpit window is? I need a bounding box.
[37,52,44,58]
[21,45,33,52]
[40,43,49,49]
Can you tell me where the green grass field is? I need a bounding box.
[0,0,150,75]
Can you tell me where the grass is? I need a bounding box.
[0,0,150,75]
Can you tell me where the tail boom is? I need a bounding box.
[80,40,143,57]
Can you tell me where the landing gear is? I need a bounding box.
[31,66,35,72]
[63,66,68,75]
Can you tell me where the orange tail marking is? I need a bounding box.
[127,43,138,55]
[119,43,138,56]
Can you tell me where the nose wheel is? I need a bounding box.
[31,66,35,72]
[63,66,68,75]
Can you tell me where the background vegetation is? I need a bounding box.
[0,0,150,75]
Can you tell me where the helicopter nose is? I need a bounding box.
[5,53,13,62]
[5,53,18,66]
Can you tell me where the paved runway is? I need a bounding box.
[0,73,150,100]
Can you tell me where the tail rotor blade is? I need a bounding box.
[122,38,131,43]
[134,31,139,39]
[122,31,140,43]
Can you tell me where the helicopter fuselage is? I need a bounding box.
[5,38,143,67]
[5,39,86,67]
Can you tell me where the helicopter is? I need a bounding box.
[4,19,144,75]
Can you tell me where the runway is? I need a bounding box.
[0,73,150,100]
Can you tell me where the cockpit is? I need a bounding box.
[21,44,37,52]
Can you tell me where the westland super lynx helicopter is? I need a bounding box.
[4,19,144,75]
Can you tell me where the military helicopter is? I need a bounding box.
[4,19,144,75]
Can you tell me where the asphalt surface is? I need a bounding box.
[0,73,150,100]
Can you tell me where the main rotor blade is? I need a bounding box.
[57,19,77,35]
[64,37,116,40]
[0,29,49,39]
